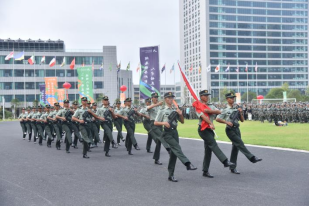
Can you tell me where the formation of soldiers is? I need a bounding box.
[18,91,263,182]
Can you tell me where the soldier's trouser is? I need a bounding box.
[149,122,170,161]
[124,121,137,152]
[45,125,53,146]
[143,120,152,151]
[30,122,38,142]
[37,124,45,144]
[79,125,92,155]
[25,122,32,140]
[91,122,100,144]
[114,118,123,143]
[71,123,81,146]
[63,123,72,151]
[20,122,27,138]
[198,127,227,172]
[162,128,190,177]
[53,124,62,148]
[102,121,114,152]
[225,127,255,170]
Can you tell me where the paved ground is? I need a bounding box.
[0,121,308,206]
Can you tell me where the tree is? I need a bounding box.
[241,91,256,102]
[287,90,302,101]
[219,87,231,103]
[265,88,284,99]
[11,98,21,119]
[95,93,105,103]
[281,82,290,92]
[0,108,13,120]
[33,99,39,107]
[306,85,309,95]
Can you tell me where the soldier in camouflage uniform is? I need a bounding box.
[18,107,27,140]
[113,101,124,145]
[48,102,62,150]
[71,101,82,149]
[139,98,153,153]
[34,106,44,145]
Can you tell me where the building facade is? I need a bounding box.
[0,39,133,108]
[179,0,309,102]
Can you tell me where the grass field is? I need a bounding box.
[132,120,309,151]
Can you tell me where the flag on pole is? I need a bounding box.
[92,60,94,71]
[117,61,121,69]
[99,62,103,70]
[109,63,112,71]
[189,64,193,72]
[5,51,14,60]
[198,64,202,74]
[136,62,140,72]
[161,64,165,73]
[126,62,130,70]
[49,57,56,67]
[70,58,75,70]
[215,64,220,73]
[255,62,258,72]
[28,55,35,65]
[207,64,211,72]
[170,64,175,73]
[225,64,230,72]
[235,65,239,72]
[41,56,45,64]
[14,51,24,61]
[245,63,248,72]
[60,57,65,67]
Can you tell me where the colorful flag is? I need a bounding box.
[60,57,66,67]
[189,64,193,72]
[198,64,202,74]
[215,64,220,73]
[41,56,45,64]
[235,65,239,72]
[117,61,121,69]
[49,57,56,67]
[28,55,35,65]
[136,62,140,72]
[92,60,94,71]
[117,67,120,73]
[255,62,258,72]
[245,63,248,72]
[5,51,14,60]
[207,64,211,72]
[70,58,75,70]
[170,64,175,73]
[99,62,103,70]
[161,64,165,73]
[14,51,24,61]
[126,62,130,70]
[225,64,230,72]
[109,63,112,71]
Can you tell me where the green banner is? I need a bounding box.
[77,67,94,103]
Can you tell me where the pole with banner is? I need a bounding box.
[45,77,58,106]
[77,66,94,103]
[39,84,47,106]
[139,46,161,100]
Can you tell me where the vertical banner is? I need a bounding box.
[77,66,94,103]
[139,46,160,99]
[57,89,65,107]
[45,77,58,106]
[236,92,241,104]
[39,84,47,106]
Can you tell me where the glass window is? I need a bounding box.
[226,45,237,50]
[26,95,35,102]
[253,2,266,8]
[66,70,76,77]
[94,69,103,77]
[15,95,24,102]
[94,81,103,89]
[25,70,34,77]
[267,10,281,15]
[268,17,281,23]
[15,82,24,89]
[238,16,251,22]
[238,8,251,14]
[267,24,281,30]
[0,82,13,89]
[238,38,252,43]
[3,95,13,102]
[46,70,55,77]
[239,45,252,50]
[25,82,35,89]
[267,2,281,8]
[14,70,24,77]
[0,69,12,77]
[253,9,266,15]
[36,82,45,89]
[238,1,252,7]
[35,70,45,77]
[253,16,266,22]
[56,69,65,77]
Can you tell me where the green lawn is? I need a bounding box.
[133,120,309,151]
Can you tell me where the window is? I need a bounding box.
[0,69,12,77]
[26,95,35,102]
[25,82,35,89]
[46,70,55,77]
[56,69,65,77]
[15,82,24,89]
[94,81,103,89]
[15,95,24,102]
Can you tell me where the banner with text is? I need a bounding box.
[45,77,58,106]
[57,89,65,107]
[139,46,160,100]
[77,66,94,103]
[39,84,46,106]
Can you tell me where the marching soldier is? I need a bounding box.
[96,96,118,157]
[25,107,32,141]
[35,106,44,146]
[29,106,39,143]
[194,90,235,178]
[56,100,74,153]
[139,98,153,153]
[216,92,262,174]
[48,102,62,150]
[154,92,197,182]
[91,102,101,147]
[71,101,82,149]
[72,97,103,158]
[41,105,53,148]
[18,107,27,140]
[147,92,171,165]
[114,101,124,145]
[115,98,141,155]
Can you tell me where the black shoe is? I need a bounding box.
[39,143,43,146]
[128,151,133,155]
[231,169,240,174]
[154,160,162,165]
[250,156,262,163]
[28,140,31,142]
[112,141,118,149]
[186,163,197,170]
[147,150,153,153]
[203,171,214,178]
[117,143,121,146]
[168,176,178,182]
[122,138,125,142]
[73,145,78,149]
[223,160,236,168]
[167,148,171,155]
[83,154,90,159]
[90,144,95,148]
[88,149,92,152]
[66,150,70,153]
[134,145,140,150]
[105,152,111,157]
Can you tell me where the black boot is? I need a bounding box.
[134,144,140,150]
[112,141,118,149]
[128,151,133,155]
[223,159,236,168]
[105,151,111,157]
[250,156,262,163]
[203,171,214,178]
[185,162,197,170]
[66,142,70,153]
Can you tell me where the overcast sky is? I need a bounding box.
[0,0,181,84]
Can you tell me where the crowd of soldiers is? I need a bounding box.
[17,90,264,182]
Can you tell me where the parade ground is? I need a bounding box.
[0,121,308,206]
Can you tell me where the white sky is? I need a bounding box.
[0,0,181,84]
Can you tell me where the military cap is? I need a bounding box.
[63,99,70,103]
[27,107,31,110]
[45,104,51,108]
[81,97,88,101]
[92,102,97,106]
[164,92,175,98]
[72,101,78,105]
[87,101,91,104]
[51,106,54,109]
[151,92,159,98]
[32,106,37,109]
[225,92,236,98]
[145,98,151,103]
[116,101,121,104]
[22,107,26,110]
[54,102,60,106]
[199,89,211,96]
[38,105,42,109]
[124,98,132,102]
[102,96,109,100]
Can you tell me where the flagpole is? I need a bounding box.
[256,63,258,97]
[139,66,141,104]
[219,70,221,103]
[237,67,239,93]
[23,54,26,108]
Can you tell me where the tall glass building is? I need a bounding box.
[179,0,309,103]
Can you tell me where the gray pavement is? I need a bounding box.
[0,121,308,206]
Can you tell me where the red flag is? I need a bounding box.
[189,64,193,72]
[49,57,56,67]
[245,63,248,72]
[70,58,75,70]
[177,61,211,130]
